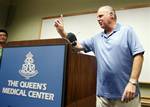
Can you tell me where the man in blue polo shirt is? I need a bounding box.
[54,5,144,107]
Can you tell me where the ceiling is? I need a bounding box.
[0,0,150,9]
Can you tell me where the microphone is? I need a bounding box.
[67,32,77,46]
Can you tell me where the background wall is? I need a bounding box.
[0,0,150,100]
[0,0,10,28]
[4,0,150,41]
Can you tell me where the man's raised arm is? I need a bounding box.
[54,15,84,49]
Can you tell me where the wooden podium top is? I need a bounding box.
[6,38,69,47]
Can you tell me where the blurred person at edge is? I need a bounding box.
[0,29,8,59]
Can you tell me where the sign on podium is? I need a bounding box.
[0,44,67,107]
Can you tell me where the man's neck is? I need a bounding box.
[105,22,117,34]
[0,43,5,48]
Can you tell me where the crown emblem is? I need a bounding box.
[19,52,38,79]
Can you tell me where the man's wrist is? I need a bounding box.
[129,79,138,85]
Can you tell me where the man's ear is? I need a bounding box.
[110,12,115,19]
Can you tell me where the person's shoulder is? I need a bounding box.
[119,23,133,30]
[93,32,103,39]
[82,32,102,43]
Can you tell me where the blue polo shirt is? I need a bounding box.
[81,23,144,99]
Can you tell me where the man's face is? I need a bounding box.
[97,8,112,29]
[0,32,7,44]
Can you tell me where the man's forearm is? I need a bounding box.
[57,30,67,38]
[130,53,144,83]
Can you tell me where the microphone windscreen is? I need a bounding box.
[67,32,77,43]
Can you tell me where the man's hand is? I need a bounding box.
[54,15,67,38]
[54,14,83,49]
[121,82,136,103]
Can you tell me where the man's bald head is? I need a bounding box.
[98,5,117,20]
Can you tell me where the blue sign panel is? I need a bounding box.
[0,45,67,107]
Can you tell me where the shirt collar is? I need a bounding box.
[101,23,121,38]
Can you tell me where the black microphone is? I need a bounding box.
[67,32,77,46]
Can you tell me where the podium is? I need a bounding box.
[1,39,97,107]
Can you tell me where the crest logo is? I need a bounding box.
[19,52,38,79]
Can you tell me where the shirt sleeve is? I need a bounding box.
[127,26,145,56]
[80,37,94,53]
